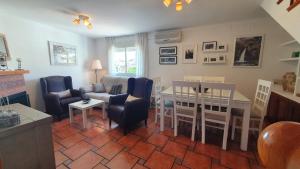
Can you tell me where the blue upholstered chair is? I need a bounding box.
[40,76,82,119]
[107,77,153,135]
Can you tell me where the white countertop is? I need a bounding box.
[272,85,300,104]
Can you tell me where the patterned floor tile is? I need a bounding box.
[145,151,175,169]
[129,141,156,160]
[68,151,103,169]
[106,152,139,169]
[63,141,93,160]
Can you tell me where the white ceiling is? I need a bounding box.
[0,0,266,38]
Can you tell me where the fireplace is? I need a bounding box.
[0,70,30,106]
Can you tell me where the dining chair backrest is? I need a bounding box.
[200,82,235,119]
[172,81,199,116]
[152,77,162,97]
[184,76,203,82]
[253,79,272,118]
[202,76,225,83]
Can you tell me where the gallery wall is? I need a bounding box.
[148,17,297,99]
[0,14,96,110]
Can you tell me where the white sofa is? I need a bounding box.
[81,75,130,103]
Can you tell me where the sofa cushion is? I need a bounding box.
[86,92,113,103]
[50,89,71,98]
[109,84,122,95]
[101,75,129,94]
[102,76,120,93]
[93,83,106,93]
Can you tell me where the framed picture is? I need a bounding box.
[182,44,197,64]
[203,55,226,64]
[159,46,177,55]
[0,33,10,60]
[217,44,228,52]
[233,35,264,68]
[202,41,217,52]
[159,56,177,65]
[49,41,77,65]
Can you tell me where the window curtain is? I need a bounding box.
[106,37,116,75]
[136,33,148,77]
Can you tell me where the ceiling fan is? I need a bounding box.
[163,0,192,11]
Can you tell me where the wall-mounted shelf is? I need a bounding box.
[280,40,299,47]
[279,58,300,62]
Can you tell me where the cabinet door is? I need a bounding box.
[277,95,291,121]
[290,101,300,122]
[267,92,280,122]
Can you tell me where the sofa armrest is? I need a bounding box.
[109,94,128,105]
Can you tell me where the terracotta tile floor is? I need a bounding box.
[52,109,265,169]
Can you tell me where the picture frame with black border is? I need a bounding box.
[202,41,217,52]
[232,34,264,68]
[159,55,177,65]
[159,46,177,55]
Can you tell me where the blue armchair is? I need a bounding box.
[107,77,153,135]
[40,76,83,119]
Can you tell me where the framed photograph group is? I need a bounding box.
[159,46,177,65]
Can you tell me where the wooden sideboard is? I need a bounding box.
[267,85,300,123]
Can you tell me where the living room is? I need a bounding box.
[0,0,300,169]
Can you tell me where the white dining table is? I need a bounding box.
[159,86,252,151]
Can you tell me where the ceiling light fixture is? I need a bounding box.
[72,14,93,30]
[163,0,192,11]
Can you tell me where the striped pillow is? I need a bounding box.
[109,84,122,95]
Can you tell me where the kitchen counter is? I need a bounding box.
[0,104,55,169]
[271,85,300,104]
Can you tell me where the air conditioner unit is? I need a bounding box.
[155,30,182,44]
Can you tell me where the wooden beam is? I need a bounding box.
[287,0,300,11]
[277,0,284,4]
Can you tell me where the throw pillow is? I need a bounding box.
[93,83,106,93]
[109,84,122,95]
[50,89,71,98]
[126,95,140,102]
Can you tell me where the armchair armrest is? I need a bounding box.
[123,98,148,122]
[44,94,63,114]
[70,89,82,98]
[109,94,128,105]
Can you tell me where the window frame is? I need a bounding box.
[112,46,137,77]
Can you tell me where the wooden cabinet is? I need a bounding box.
[267,92,300,123]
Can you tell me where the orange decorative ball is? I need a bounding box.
[257,122,300,169]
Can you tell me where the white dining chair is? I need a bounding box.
[231,79,272,140]
[200,82,235,150]
[173,81,199,141]
[202,76,225,83]
[153,77,174,128]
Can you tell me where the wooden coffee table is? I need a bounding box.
[69,99,105,128]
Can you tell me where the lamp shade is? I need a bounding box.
[91,59,102,70]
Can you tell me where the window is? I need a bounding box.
[112,47,137,75]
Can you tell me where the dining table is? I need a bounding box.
[159,86,252,151]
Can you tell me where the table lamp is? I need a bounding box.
[91,59,102,83]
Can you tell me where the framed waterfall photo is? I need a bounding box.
[48,41,77,65]
[233,35,264,68]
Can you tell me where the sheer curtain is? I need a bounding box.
[106,37,115,75]
[136,33,148,77]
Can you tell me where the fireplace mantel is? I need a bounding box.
[0,70,29,76]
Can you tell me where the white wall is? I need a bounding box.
[148,17,297,99]
[261,0,300,43]
[94,17,297,100]
[0,15,96,110]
